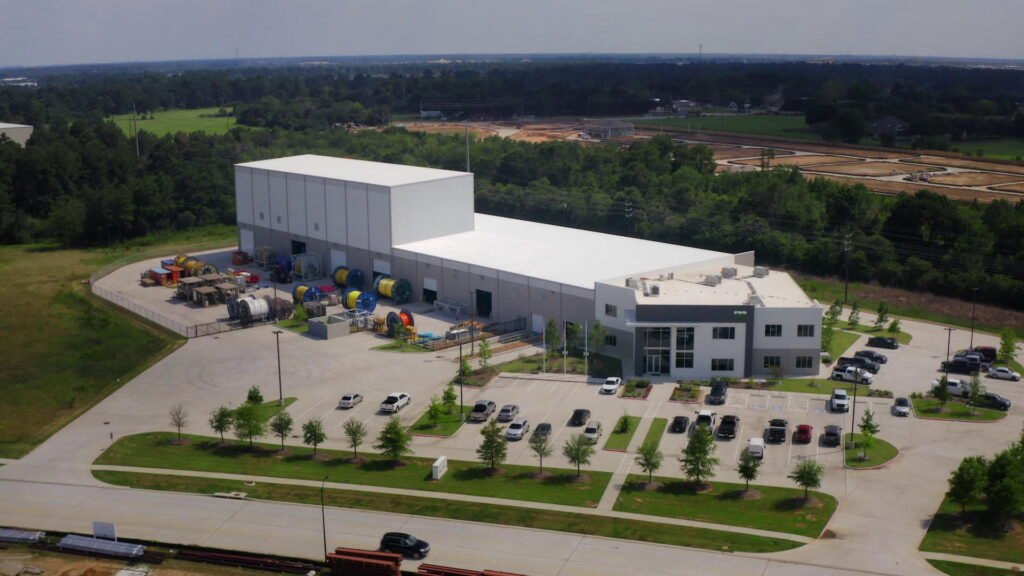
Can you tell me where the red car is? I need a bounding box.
[795,424,813,444]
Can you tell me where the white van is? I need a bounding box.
[746,437,765,460]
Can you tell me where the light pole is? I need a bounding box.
[468,289,476,355]
[970,288,978,349]
[458,341,465,420]
[320,476,328,562]
[849,380,859,451]
[944,327,956,380]
[273,330,284,406]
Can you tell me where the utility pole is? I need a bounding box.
[849,378,859,451]
[944,328,956,380]
[320,476,328,562]
[273,330,284,406]
[458,341,465,419]
[843,229,852,303]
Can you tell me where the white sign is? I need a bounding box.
[432,456,448,480]
[93,521,117,541]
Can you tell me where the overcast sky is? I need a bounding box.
[2,0,1022,69]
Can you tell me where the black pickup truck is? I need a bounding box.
[836,356,880,374]
[766,419,789,443]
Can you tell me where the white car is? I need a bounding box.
[600,377,622,394]
[989,367,1021,381]
[338,393,363,409]
[582,421,603,442]
[505,418,530,440]
[380,392,410,413]
[746,437,765,460]
[932,377,970,398]
[831,389,850,412]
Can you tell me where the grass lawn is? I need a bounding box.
[93,470,799,553]
[641,418,668,449]
[410,406,470,436]
[827,330,861,359]
[492,352,622,378]
[912,398,1007,422]
[604,416,642,450]
[232,398,297,423]
[927,560,1017,576]
[635,115,817,140]
[109,107,246,136]
[372,339,429,352]
[95,432,611,507]
[843,433,899,468]
[276,317,309,334]
[959,138,1024,161]
[921,496,1024,565]
[615,476,837,538]
[847,326,913,345]
[770,378,871,396]
[0,226,235,459]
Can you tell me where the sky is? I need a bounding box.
[2,0,1023,69]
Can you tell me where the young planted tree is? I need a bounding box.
[529,433,554,474]
[858,409,879,458]
[269,411,294,450]
[208,406,233,444]
[458,357,472,385]
[544,319,560,358]
[589,320,608,355]
[999,328,1018,364]
[947,456,988,517]
[563,433,596,478]
[441,381,458,415]
[169,403,189,441]
[933,376,953,411]
[476,419,508,471]
[477,338,492,368]
[565,323,582,353]
[343,419,368,459]
[874,302,889,330]
[232,403,266,449]
[426,394,444,428]
[374,416,413,462]
[246,385,264,405]
[634,441,664,484]
[680,424,719,488]
[788,458,825,501]
[737,449,762,491]
[968,373,986,415]
[887,318,902,338]
[302,418,326,455]
[847,302,860,330]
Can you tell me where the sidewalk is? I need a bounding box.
[92,464,812,544]
[920,552,1023,571]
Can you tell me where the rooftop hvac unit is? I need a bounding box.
[704,274,721,287]
[626,277,638,289]
[721,267,737,278]
[753,266,770,278]
[747,294,764,307]
[651,284,660,296]
[667,272,674,279]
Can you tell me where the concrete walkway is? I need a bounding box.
[920,552,1023,571]
[595,399,664,510]
[92,464,812,544]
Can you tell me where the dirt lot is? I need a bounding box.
[713,147,795,160]
[992,182,1024,194]
[807,161,941,177]
[402,123,496,139]
[926,172,1024,187]
[0,550,267,576]
[808,174,1017,202]
[679,133,912,159]
[732,154,857,167]
[510,129,574,143]
[902,156,1024,176]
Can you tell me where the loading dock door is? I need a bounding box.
[532,314,544,334]
[291,240,306,256]
[423,277,438,304]
[475,289,493,319]
[239,228,254,255]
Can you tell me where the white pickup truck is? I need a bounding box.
[831,365,873,384]
[932,377,971,398]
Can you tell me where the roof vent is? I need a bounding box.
[704,274,721,287]
[667,272,674,280]
[753,266,770,278]
[626,277,638,289]
[651,284,660,296]
[722,267,737,278]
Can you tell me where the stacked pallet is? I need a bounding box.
[328,548,402,576]
[417,563,529,576]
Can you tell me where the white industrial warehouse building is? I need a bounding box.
[235,154,823,378]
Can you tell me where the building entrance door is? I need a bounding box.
[644,351,670,375]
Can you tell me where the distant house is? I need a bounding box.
[0,122,33,147]
[869,116,910,138]
[419,110,444,119]
[583,119,635,140]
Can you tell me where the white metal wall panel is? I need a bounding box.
[563,285,595,300]
[346,182,369,250]
[373,258,391,276]
[269,172,288,232]
[252,169,270,227]
[235,167,253,225]
[445,260,469,272]
[367,185,391,252]
[239,228,254,254]
[287,173,307,236]
[498,270,529,286]
[469,265,498,279]
[529,277,561,292]
[330,249,347,270]
[325,179,347,244]
[389,175,474,245]
[305,177,327,241]
[423,277,438,291]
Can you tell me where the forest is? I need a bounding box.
[1,60,1023,310]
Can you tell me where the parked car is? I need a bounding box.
[822,425,843,447]
[766,419,788,443]
[469,400,496,421]
[669,415,690,433]
[941,358,980,375]
[708,381,728,404]
[831,389,850,412]
[380,392,410,413]
[600,377,623,394]
[717,415,740,439]
[855,350,888,364]
[338,393,363,409]
[505,418,530,440]
[831,365,874,385]
[531,422,552,441]
[932,377,971,398]
[973,346,998,363]
[583,421,603,442]
[867,336,899,349]
[746,437,765,460]
[380,532,430,559]
[837,356,880,374]
[694,409,716,431]
[570,409,591,426]
[981,392,1012,411]
[953,352,987,372]
[497,404,520,422]
[892,397,911,417]
[988,367,1021,381]
[794,424,813,444]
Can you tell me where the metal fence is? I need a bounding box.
[91,284,191,337]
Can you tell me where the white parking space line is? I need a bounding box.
[527,379,539,393]
[295,395,333,422]
[748,392,765,410]
[769,393,787,412]
[727,391,749,408]
[332,403,369,430]
[789,395,810,412]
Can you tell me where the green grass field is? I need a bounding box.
[636,115,817,140]
[843,433,899,468]
[603,416,642,450]
[94,470,799,553]
[771,378,871,396]
[641,418,668,449]
[955,139,1024,161]
[109,107,244,136]
[492,352,622,379]
[927,560,1016,576]
[912,398,1007,422]
[921,496,1024,565]
[827,330,860,358]
[410,406,470,436]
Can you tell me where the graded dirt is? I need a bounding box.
[807,161,942,177]
[732,154,857,167]
[926,172,1024,187]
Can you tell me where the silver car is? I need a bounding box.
[505,418,530,440]
[989,367,1021,381]
[583,421,603,443]
[892,397,911,417]
[338,393,363,409]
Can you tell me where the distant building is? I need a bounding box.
[869,116,910,138]
[0,122,33,147]
[583,119,635,140]
[419,110,443,119]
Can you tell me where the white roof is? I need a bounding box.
[623,264,814,308]
[236,154,469,187]
[0,122,32,129]
[395,214,729,289]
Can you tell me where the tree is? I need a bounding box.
[680,424,719,487]
[208,406,233,444]
[968,373,986,415]
[544,319,560,357]
[476,419,508,471]
[985,451,1024,526]
[946,456,988,517]
[999,328,1018,364]
[426,394,444,427]
[888,318,902,337]
[165,404,188,442]
[933,376,953,410]
[562,433,596,477]
[269,411,294,450]
[232,403,266,448]
[826,300,843,327]
[343,419,368,459]
[836,107,866,144]
[246,385,264,405]
[635,441,664,484]
[441,381,458,415]
[759,147,776,171]
[565,323,583,352]
[529,433,553,474]
[374,416,413,461]
[477,338,492,368]
[875,302,889,330]
[858,409,879,457]
[302,418,326,455]
[847,302,860,330]
[589,320,608,355]
[788,458,824,500]
[737,449,762,491]
[458,357,472,384]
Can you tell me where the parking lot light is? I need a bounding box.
[273,329,284,407]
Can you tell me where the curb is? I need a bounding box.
[911,403,1008,423]
[843,446,901,470]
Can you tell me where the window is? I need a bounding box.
[675,351,694,369]
[313,222,320,232]
[276,215,282,223]
[643,327,671,348]
[604,335,617,347]
[795,356,813,369]
[765,324,782,337]
[711,358,735,371]
[259,211,265,221]
[763,355,781,368]
[604,304,617,317]
[798,324,815,337]
[676,327,694,350]
[712,327,735,340]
